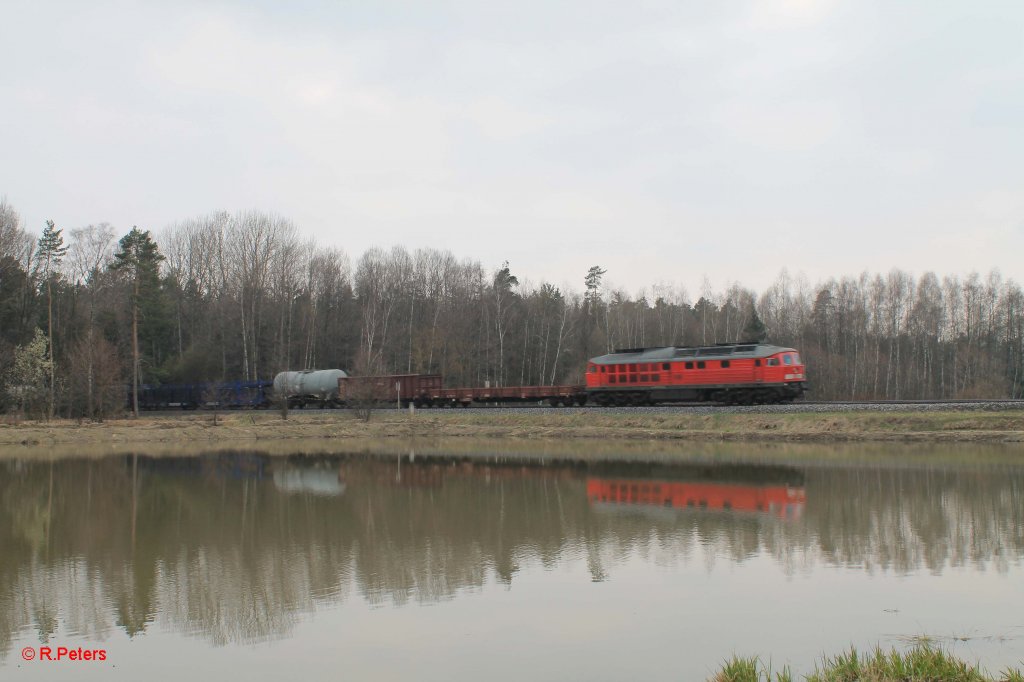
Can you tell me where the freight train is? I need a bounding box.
[132,342,806,410]
[360,342,806,407]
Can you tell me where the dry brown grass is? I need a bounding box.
[0,408,1022,455]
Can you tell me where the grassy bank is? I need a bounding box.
[0,408,1023,452]
[711,646,1023,681]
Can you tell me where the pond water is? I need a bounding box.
[1,442,1023,680]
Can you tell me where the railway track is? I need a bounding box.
[140,398,1024,417]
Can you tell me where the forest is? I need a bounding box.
[1,198,1023,418]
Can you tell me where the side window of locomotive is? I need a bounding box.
[721,360,730,368]
[685,362,694,370]
[697,361,706,369]
[768,358,780,366]
[754,359,761,367]
[662,363,671,371]
[783,355,793,365]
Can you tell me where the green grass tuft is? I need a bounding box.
[713,655,792,682]
[709,646,1022,682]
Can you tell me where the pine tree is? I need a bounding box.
[584,265,606,310]
[743,306,767,343]
[35,220,68,418]
[111,227,165,417]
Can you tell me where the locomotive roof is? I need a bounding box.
[589,343,796,365]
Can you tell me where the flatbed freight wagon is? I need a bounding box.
[338,374,586,408]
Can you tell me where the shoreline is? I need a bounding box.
[1,409,1023,455]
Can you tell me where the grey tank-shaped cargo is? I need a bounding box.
[273,369,348,407]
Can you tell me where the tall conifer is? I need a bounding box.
[35,220,68,417]
[112,226,165,417]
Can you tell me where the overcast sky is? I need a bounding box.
[2,0,1022,296]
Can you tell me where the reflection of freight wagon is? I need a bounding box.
[338,373,587,408]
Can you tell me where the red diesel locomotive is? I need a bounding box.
[585,343,807,406]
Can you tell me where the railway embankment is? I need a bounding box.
[1,407,1023,453]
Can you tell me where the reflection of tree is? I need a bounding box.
[800,466,1024,574]
[0,455,1022,657]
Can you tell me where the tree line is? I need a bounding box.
[1,198,1022,418]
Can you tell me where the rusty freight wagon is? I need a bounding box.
[337,374,443,407]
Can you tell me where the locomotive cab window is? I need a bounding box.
[768,358,780,366]
[783,355,793,365]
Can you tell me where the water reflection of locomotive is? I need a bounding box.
[586,463,807,519]
[134,342,806,409]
